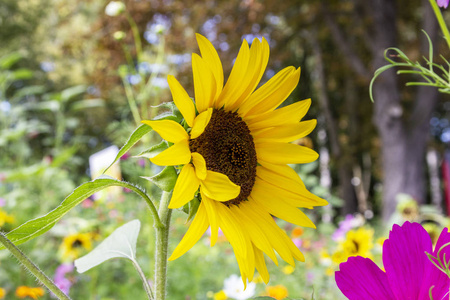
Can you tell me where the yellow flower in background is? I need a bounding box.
[332,227,374,264]
[0,287,5,299]
[0,208,14,226]
[213,290,228,300]
[143,33,326,285]
[266,285,289,300]
[15,286,44,299]
[423,222,440,245]
[282,265,295,275]
[60,232,93,260]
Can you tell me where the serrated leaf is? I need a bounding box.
[135,140,168,159]
[141,166,177,192]
[103,124,153,174]
[0,176,150,249]
[74,220,141,273]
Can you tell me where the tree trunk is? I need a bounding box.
[371,0,439,220]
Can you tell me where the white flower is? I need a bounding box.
[223,274,256,300]
[105,1,125,17]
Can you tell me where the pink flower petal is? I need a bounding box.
[383,222,432,299]
[335,256,395,300]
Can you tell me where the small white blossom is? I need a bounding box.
[223,274,256,300]
[105,1,126,17]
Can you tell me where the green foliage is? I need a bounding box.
[0,176,156,249]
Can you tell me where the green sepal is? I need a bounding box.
[152,101,183,123]
[134,140,168,159]
[141,166,177,192]
[184,195,200,222]
[103,124,153,174]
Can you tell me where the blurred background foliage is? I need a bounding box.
[1,0,450,299]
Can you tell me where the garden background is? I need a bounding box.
[1,0,450,299]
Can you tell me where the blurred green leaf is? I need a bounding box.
[12,85,46,99]
[11,69,33,80]
[252,297,276,300]
[75,220,141,273]
[0,52,23,69]
[102,124,153,174]
[141,166,177,192]
[0,176,150,249]
[61,85,86,102]
[70,98,105,111]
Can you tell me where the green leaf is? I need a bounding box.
[0,52,23,69]
[74,220,141,273]
[141,166,177,192]
[70,99,105,111]
[61,85,86,102]
[252,297,277,300]
[0,176,151,249]
[102,124,153,174]
[11,69,33,80]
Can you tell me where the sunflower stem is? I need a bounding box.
[0,231,72,300]
[154,191,172,300]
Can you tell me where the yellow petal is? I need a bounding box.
[215,203,248,259]
[201,195,219,246]
[190,108,213,139]
[200,170,240,201]
[255,142,318,164]
[247,99,311,131]
[253,119,317,143]
[216,39,250,108]
[191,152,207,180]
[253,245,270,284]
[142,119,188,143]
[196,33,223,100]
[256,164,327,207]
[241,67,300,117]
[228,38,270,111]
[150,140,191,166]
[167,75,196,127]
[192,53,217,113]
[169,164,200,209]
[244,199,295,266]
[250,183,316,228]
[230,203,278,264]
[169,203,209,260]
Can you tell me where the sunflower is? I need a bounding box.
[59,233,93,261]
[143,34,327,284]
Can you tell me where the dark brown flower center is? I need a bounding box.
[72,239,83,248]
[189,109,257,206]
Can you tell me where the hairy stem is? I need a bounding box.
[154,191,172,300]
[0,232,72,300]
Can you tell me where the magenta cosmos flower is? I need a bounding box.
[335,222,450,300]
[438,0,449,8]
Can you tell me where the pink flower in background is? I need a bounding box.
[335,222,450,300]
[53,263,74,295]
[438,0,449,8]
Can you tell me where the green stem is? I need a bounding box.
[131,259,154,300]
[0,232,72,300]
[154,191,172,300]
[429,0,450,50]
[126,12,143,62]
